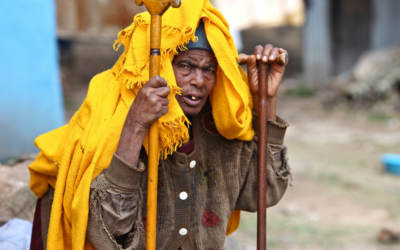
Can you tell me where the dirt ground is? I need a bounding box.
[226,94,400,250]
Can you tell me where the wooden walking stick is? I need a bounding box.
[238,53,288,250]
[134,1,181,249]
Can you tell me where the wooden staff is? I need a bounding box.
[134,1,181,249]
[238,52,288,250]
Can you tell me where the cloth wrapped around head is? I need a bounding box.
[28,1,253,249]
[113,0,254,157]
[180,20,213,53]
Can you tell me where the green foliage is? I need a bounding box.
[285,85,316,98]
[368,112,395,122]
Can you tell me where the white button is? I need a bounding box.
[179,228,188,236]
[189,160,196,169]
[179,192,188,200]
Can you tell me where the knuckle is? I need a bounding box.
[147,77,155,85]
[157,76,167,85]
[144,90,152,99]
[254,45,263,52]
[149,96,157,105]
[152,107,160,115]
[149,77,158,86]
[163,107,169,114]
[155,75,162,82]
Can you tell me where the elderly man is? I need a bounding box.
[29,1,291,250]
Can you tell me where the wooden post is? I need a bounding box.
[238,53,288,250]
[76,0,85,31]
[133,1,181,249]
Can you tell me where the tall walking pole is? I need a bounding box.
[134,1,181,249]
[238,53,288,250]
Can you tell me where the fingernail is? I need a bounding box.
[262,56,267,62]
[257,54,261,60]
[270,55,275,60]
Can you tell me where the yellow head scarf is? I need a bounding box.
[29,0,253,249]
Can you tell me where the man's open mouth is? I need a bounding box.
[183,94,203,107]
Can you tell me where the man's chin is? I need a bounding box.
[182,108,202,116]
[180,103,203,116]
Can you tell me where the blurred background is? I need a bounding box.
[0,0,399,249]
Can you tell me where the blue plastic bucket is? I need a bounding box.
[381,154,400,176]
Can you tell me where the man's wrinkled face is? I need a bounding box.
[172,49,218,116]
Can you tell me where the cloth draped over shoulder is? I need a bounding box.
[28,0,254,249]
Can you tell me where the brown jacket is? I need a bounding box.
[41,102,291,250]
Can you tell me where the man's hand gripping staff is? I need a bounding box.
[239,45,289,250]
[239,46,288,120]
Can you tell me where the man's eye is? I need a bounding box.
[205,68,215,74]
[180,64,190,69]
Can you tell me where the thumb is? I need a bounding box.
[247,55,258,95]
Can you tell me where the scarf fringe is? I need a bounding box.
[159,116,191,159]
[112,14,198,88]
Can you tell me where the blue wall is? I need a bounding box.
[0,0,64,162]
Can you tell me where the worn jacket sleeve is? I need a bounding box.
[235,115,291,211]
[86,152,145,250]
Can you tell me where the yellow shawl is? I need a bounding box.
[29,0,253,249]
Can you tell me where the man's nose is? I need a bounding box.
[190,68,205,88]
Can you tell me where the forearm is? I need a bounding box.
[266,96,277,121]
[116,122,147,167]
